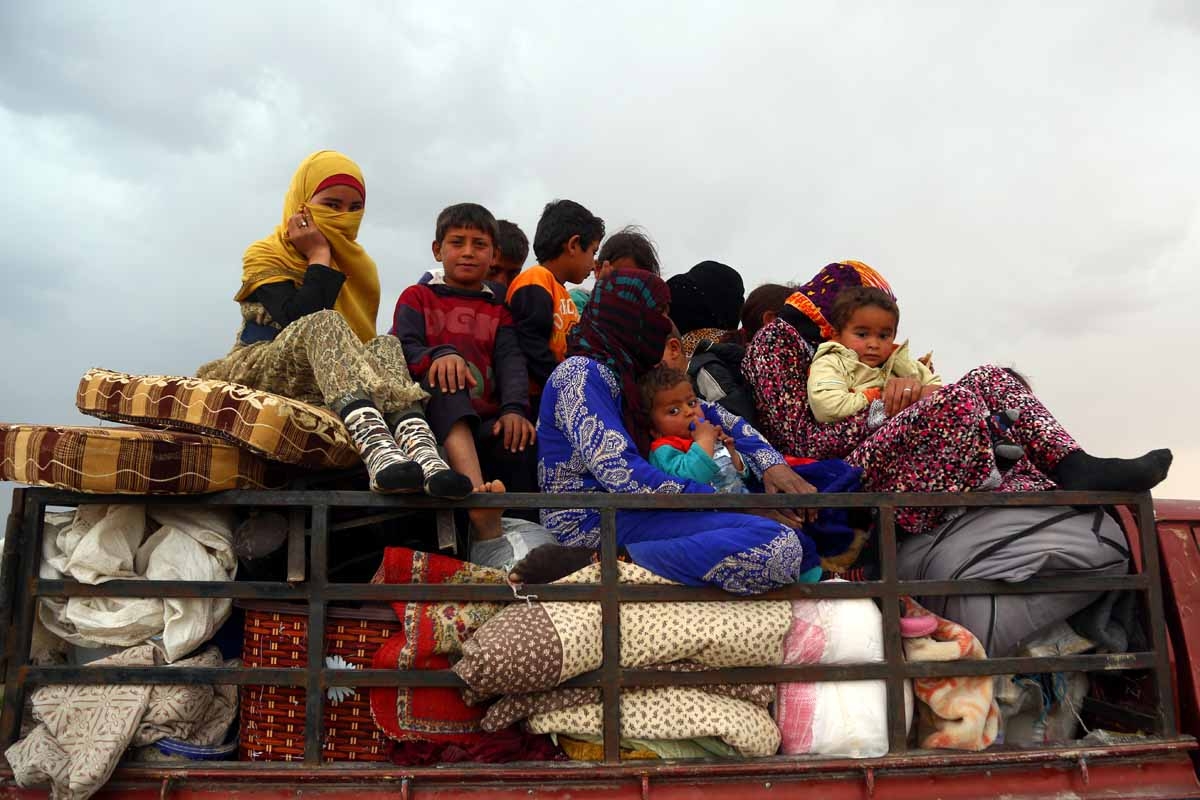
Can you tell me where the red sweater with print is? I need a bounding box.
[389,281,529,420]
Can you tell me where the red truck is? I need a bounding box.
[1,488,1198,799]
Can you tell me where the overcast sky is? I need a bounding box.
[2,1,1197,519]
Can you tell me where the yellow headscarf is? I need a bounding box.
[236,151,380,342]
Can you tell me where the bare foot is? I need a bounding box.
[468,480,506,541]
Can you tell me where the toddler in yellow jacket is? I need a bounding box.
[807,287,942,428]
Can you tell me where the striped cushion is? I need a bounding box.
[76,368,358,469]
[0,423,291,494]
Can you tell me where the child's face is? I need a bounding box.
[563,235,600,284]
[659,337,687,372]
[486,255,524,289]
[834,305,898,367]
[433,226,495,289]
[649,381,704,439]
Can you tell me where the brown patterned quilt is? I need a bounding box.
[0,423,290,494]
[454,562,792,697]
[76,368,358,468]
[454,562,791,757]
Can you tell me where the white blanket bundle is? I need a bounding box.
[39,504,236,662]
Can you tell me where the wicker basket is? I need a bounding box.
[238,602,400,762]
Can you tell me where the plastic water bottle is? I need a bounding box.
[711,443,749,494]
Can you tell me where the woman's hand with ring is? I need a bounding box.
[883,377,924,417]
[285,209,331,265]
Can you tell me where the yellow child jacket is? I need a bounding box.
[807,340,941,423]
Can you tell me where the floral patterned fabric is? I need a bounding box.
[525,687,781,758]
[480,662,774,732]
[743,319,870,461]
[368,548,505,744]
[744,320,1076,534]
[845,366,1070,533]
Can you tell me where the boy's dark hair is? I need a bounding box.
[435,203,499,245]
[638,365,691,417]
[495,219,529,265]
[740,282,795,340]
[533,199,605,263]
[828,287,899,331]
[596,225,660,274]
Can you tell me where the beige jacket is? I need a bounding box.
[807,340,941,423]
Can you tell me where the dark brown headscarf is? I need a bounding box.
[567,269,673,454]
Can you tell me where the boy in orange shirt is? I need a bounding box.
[506,200,604,401]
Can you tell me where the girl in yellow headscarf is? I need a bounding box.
[198,151,471,497]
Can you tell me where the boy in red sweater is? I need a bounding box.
[506,199,605,402]
[390,203,536,541]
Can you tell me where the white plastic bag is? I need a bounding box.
[776,587,913,757]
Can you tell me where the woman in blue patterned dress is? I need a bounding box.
[535,269,823,594]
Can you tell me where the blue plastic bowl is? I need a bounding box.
[154,738,238,761]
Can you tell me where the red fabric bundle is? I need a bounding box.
[368,548,503,744]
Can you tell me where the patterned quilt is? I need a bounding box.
[453,561,792,757]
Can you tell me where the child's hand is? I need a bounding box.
[428,354,477,393]
[493,413,536,453]
[691,420,721,456]
[720,432,746,472]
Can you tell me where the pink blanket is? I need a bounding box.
[901,597,1000,750]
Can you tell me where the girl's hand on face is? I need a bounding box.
[883,377,924,417]
[285,208,332,265]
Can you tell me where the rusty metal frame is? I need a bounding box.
[0,487,1179,772]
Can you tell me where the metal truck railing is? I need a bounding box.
[0,487,1176,769]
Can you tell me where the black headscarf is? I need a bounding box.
[665,260,745,334]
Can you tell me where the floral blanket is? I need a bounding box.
[901,597,1000,750]
[368,547,505,744]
